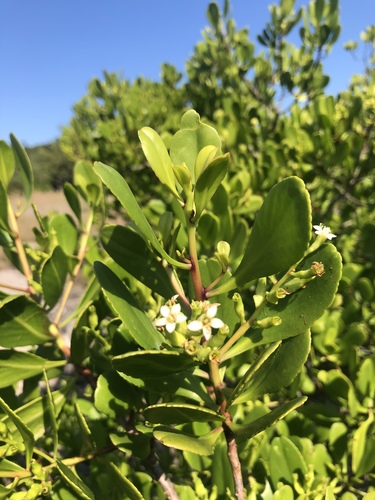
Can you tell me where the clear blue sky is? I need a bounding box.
[1,0,373,146]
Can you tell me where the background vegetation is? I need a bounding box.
[1,0,375,498]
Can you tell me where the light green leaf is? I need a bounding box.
[41,246,69,308]
[154,425,223,456]
[194,153,230,220]
[170,110,222,183]
[10,134,34,215]
[352,412,375,477]
[56,460,95,500]
[195,144,218,180]
[0,181,11,232]
[269,435,308,489]
[112,350,196,378]
[73,160,102,207]
[95,371,139,418]
[94,262,164,350]
[209,177,311,295]
[101,224,175,298]
[0,295,52,347]
[49,214,77,255]
[229,397,307,444]
[93,161,189,269]
[144,403,225,425]
[138,127,179,197]
[0,396,34,468]
[97,459,145,499]
[0,351,65,388]
[43,369,59,459]
[0,140,15,188]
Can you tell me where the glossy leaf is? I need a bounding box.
[229,397,307,444]
[93,161,189,269]
[209,177,311,295]
[95,371,140,418]
[110,432,151,460]
[94,261,164,349]
[154,425,223,456]
[112,350,196,379]
[1,388,69,442]
[144,403,225,424]
[49,214,77,255]
[229,331,311,406]
[0,350,65,388]
[10,134,34,215]
[41,245,69,308]
[0,295,52,347]
[170,110,222,182]
[0,140,15,188]
[194,153,230,220]
[101,224,175,298]
[0,397,34,467]
[56,460,95,500]
[138,127,179,197]
[224,243,342,353]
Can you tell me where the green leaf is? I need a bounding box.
[209,177,311,295]
[170,110,222,183]
[144,403,225,425]
[41,246,69,308]
[229,331,311,406]
[96,459,145,499]
[0,396,34,468]
[94,262,164,350]
[42,369,59,459]
[207,2,220,29]
[138,127,179,197]
[110,432,151,460]
[95,371,140,418]
[154,425,223,456]
[93,161,189,269]
[112,350,196,378]
[73,160,102,207]
[269,435,308,489]
[0,140,15,188]
[9,134,34,215]
[0,181,11,233]
[229,397,307,444]
[63,182,82,223]
[101,224,175,298]
[49,214,78,255]
[194,153,230,220]
[0,295,52,347]
[0,388,69,442]
[352,412,375,477]
[0,351,65,388]
[56,460,95,500]
[224,243,342,352]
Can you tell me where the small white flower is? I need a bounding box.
[188,302,224,341]
[313,223,337,240]
[155,296,187,333]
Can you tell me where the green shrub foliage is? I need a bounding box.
[0,0,374,498]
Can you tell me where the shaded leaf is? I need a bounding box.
[154,425,223,456]
[10,134,34,215]
[56,460,95,500]
[94,262,164,349]
[0,140,15,188]
[144,403,225,425]
[63,182,82,223]
[41,245,69,308]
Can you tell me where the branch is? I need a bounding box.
[223,424,245,500]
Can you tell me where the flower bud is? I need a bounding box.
[265,289,287,305]
[195,346,212,362]
[291,261,325,279]
[207,328,228,349]
[214,241,231,272]
[30,459,44,480]
[232,293,246,324]
[256,316,282,329]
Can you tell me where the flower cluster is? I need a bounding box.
[155,297,224,342]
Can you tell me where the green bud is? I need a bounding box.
[291,261,325,279]
[25,482,43,500]
[232,293,246,324]
[282,275,315,294]
[88,305,99,330]
[184,339,198,356]
[265,288,287,304]
[214,241,231,272]
[30,460,44,480]
[158,211,174,247]
[166,330,186,348]
[256,316,282,329]
[255,277,267,297]
[208,348,221,362]
[0,421,8,438]
[195,346,212,362]
[10,492,27,500]
[172,163,192,191]
[207,329,228,349]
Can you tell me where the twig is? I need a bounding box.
[147,440,180,500]
[223,424,245,500]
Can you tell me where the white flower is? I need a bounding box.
[313,223,337,240]
[188,303,224,341]
[155,296,187,333]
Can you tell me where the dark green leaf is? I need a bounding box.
[154,425,223,456]
[229,397,307,444]
[144,403,225,424]
[94,262,164,349]
[63,182,82,223]
[0,295,52,347]
[41,246,69,308]
[112,350,196,378]
[110,432,151,460]
[101,224,175,298]
[56,460,95,500]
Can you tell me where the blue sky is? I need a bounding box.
[1,0,373,146]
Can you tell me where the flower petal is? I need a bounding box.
[211,318,224,329]
[188,320,203,332]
